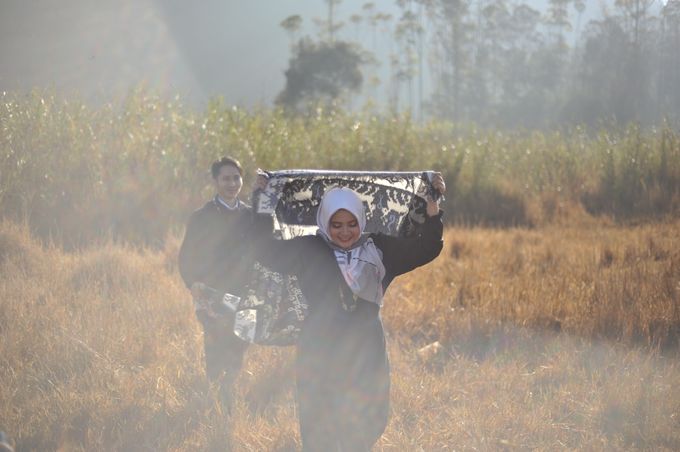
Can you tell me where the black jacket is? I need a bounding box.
[178,196,253,296]
[253,211,444,307]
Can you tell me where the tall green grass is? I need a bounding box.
[1,90,678,246]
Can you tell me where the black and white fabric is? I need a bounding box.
[254,170,438,239]
[229,170,438,346]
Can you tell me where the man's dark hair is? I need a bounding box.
[211,156,243,179]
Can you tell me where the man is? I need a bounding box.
[178,156,253,412]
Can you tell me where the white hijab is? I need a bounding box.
[316,187,386,305]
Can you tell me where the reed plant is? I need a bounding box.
[1,90,678,246]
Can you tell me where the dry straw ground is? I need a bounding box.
[1,217,679,451]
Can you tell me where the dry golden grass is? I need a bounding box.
[1,219,679,451]
[386,217,680,351]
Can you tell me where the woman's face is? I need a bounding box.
[328,209,361,250]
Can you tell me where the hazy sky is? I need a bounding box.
[0,0,610,107]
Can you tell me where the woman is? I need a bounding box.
[254,174,445,451]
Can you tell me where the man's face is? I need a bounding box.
[215,164,242,203]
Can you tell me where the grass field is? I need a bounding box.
[1,218,678,451]
[1,90,679,450]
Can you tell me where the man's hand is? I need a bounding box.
[190,281,208,300]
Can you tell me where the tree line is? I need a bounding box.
[278,0,680,129]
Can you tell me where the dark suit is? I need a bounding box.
[178,196,253,406]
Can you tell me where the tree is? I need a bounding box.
[359,4,392,106]
[615,0,657,122]
[349,13,363,41]
[546,0,572,44]
[314,0,345,43]
[499,3,549,127]
[394,7,421,116]
[615,0,656,47]
[276,39,366,110]
[281,15,303,48]
[566,18,632,124]
[573,0,586,38]
[393,0,429,120]
[426,0,472,122]
[659,0,680,121]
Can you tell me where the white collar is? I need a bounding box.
[216,195,240,210]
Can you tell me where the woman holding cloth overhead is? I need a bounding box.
[254,173,445,451]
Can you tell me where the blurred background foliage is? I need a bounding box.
[1,89,678,248]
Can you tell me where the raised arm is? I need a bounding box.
[376,211,443,278]
[376,171,446,278]
[247,172,305,274]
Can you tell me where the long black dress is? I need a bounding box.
[254,212,443,451]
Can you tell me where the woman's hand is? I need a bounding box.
[253,170,269,191]
[426,172,446,217]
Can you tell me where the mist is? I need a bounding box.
[1,0,678,127]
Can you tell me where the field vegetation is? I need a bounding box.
[1,90,679,450]
[1,90,678,246]
[1,219,678,450]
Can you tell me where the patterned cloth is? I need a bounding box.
[217,170,438,346]
[254,169,438,239]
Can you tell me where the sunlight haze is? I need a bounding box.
[1,0,608,107]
